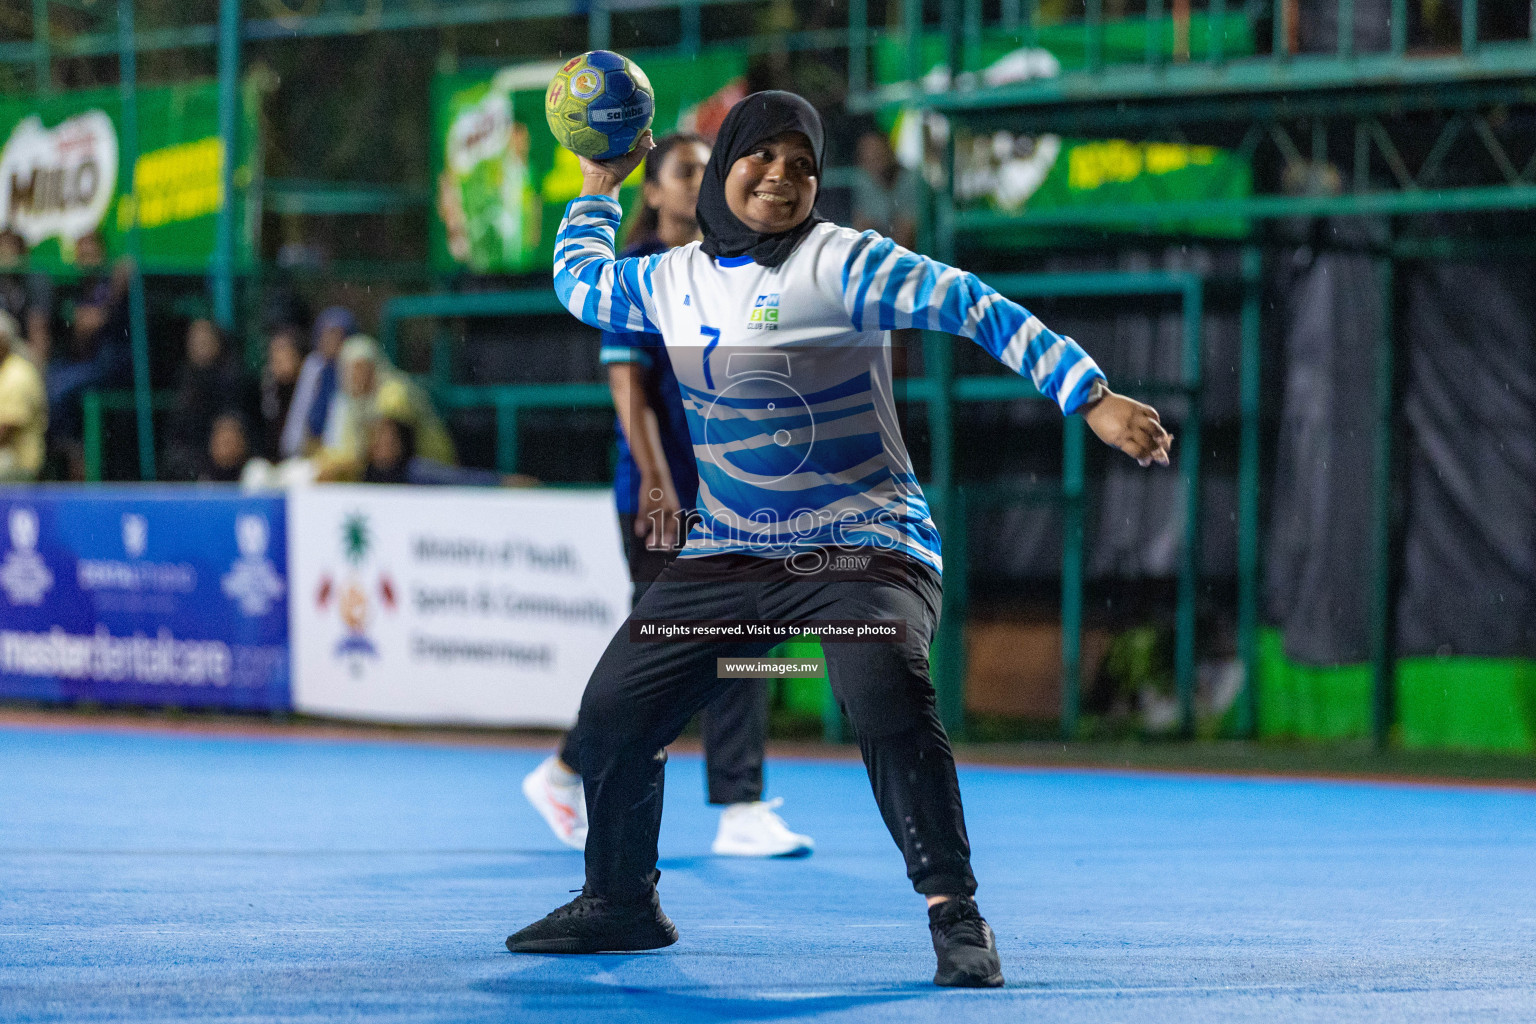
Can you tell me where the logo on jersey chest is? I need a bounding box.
[747,293,780,331]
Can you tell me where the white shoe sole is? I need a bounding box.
[710,839,814,858]
[521,766,586,851]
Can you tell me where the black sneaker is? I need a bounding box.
[928,896,1004,987]
[505,889,678,954]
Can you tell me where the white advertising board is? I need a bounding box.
[288,485,628,727]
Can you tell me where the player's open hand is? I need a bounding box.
[1084,389,1172,467]
[579,130,656,199]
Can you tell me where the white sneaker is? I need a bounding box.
[711,797,814,858]
[522,755,587,851]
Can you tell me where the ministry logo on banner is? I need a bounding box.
[315,512,396,675]
[0,506,53,606]
[220,514,285,617]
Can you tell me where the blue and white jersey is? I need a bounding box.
[555,194,1106,572]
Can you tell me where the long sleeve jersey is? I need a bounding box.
[554,194,1106,572]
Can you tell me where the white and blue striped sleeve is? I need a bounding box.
[837,230,1108,415]
[553,195,664,334]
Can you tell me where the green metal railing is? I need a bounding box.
[919,271,1208,739]
[855,0,1536,108]
[81,388,174,483]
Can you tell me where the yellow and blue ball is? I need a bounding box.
[545,50,655,160]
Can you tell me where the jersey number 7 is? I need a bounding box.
[700,325,721,389]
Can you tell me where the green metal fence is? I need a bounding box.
[81,387,175,484]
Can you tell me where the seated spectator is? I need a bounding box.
[259,324,305,460]
[363,416,507,487]
[163,317,254,481]
[281,306,356,458]
[0,311,46,482]
[315,335,455,480]
[47,231,131,475]
[0,230,52,364]
[851,129,918,251]
[200,411,250,483]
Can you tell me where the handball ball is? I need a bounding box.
[545,50,655,161]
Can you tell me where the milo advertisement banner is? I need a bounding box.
[433,50,746,274]
[0,81,258,272]
[875,25,1253,236]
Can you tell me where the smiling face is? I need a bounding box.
[723,131,818,235]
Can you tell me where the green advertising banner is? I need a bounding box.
[0,80,257,273]
[875,24,1253,236]
[432,50,747,274]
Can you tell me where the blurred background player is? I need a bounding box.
[522,131,813,860]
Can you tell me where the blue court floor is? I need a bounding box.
[3,723,1535,1023]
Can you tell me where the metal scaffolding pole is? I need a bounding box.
[32,0,49,94]
[213,0,241,331]
[1369,252,1398,747]
[1060,414,1086,738]
[1174,278,1204,737]
[926,126,965,739]
[119,0,156,481]
[1236,245,1263,737]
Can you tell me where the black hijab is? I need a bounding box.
[696,91,826,269]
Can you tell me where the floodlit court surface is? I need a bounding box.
[4,722,1536,1023]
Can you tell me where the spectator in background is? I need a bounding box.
[362,415,514,487]
[314,334,454,481]
[281,305,356,458]
[851,129,918,251]
[0,230,52,364]
[199,411,250,483]
[259,324,305,460]
[47,231,130,474]
[163,317,254,481]
[0,311,46,482]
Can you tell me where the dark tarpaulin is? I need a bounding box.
[1265,245,1383,665]
[1396,261,1536,657]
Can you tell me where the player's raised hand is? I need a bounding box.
[1084,389,1173,467]
[579,130,656,199]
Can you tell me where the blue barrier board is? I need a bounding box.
[0,487,290,711]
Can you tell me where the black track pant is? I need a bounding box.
[560,513,767,806]
[571,553,976,904]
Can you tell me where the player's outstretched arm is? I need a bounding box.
[835,232,1101,413]
[552,131,663,334]
[833,230,1171,466]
